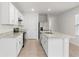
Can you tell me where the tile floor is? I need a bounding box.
[18,39,47,57]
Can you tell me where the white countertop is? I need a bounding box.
[40,31,74,38]
[0,31,23,38]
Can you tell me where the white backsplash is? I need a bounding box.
[40,22,49,31]
[0,25,14,33]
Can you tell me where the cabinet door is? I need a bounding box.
[16,34,23,55]
[40,34,42,44]
[44,36,48,55]
[9,3,15,24]
[43,35,47,50]
[63,38,69,57]
[0,38,16,57]
[0,2,9,24]
[18,11,22,18]
[48,38,64,57]
[18,34,23,46]
[41,35,48,55]
[16,39,19,56]
[18,11,24,25]
[41,35,45,47]
[16,39,22,56]
[14,7,18,25]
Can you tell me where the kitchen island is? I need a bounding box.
[40,31,73,57]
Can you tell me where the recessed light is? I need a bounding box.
[32,8,35,11]
[48,8,51,11]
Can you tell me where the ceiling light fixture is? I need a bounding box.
[48,8,51,11]
[32,8,35,11]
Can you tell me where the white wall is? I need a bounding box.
[24,13,38,39]
[56,7,79,35]
[56,6,79,45]
[56,12,75,35]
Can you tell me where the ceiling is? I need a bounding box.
[13,2,79,15]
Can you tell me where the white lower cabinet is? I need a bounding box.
[40,34,69,57]
[0,33,23,57]
[0,38,16,57]
[48,38,64,57]
[41,35,48,56]
[16,34,23,56]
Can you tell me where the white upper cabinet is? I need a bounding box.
[14,7,18,25]
[18,11,24,25]
[9,3,15,24]
[14,5,24,25]
[0,2,24,25]
[0,2,10,24]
